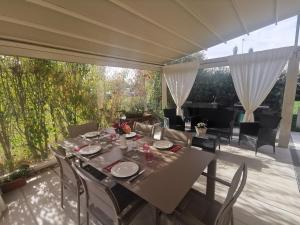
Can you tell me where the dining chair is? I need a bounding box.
[68,121,98,138]
[72,163,146,225]
[50,145,84,225]
[159,162,247,225]
[161,128,192,147]
[132,121,158,138]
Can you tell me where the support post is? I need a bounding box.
[278,14,300,147]
[162,71,167,109]
[278,53,299,147]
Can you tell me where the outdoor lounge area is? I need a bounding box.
[1,1,300,225]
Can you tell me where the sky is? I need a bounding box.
[205,16,297,59]
[105,15,297,76]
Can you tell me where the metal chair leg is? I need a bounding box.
[155,208,161,225]
[77,190,81,225]
[231,213,235,225]
[60,180,64,208]
[86,198,89,225]
[86,211,89,225]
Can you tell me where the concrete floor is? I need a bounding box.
[1,135,300,225]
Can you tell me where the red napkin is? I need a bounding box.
[133,134,143,141]
[103,160,121,172]
[170,144,183,153]
[73,144,89,152]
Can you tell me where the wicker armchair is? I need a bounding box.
[163,108,185,130]
[239,114,281,154]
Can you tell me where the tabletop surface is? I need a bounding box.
[58,130,216,214]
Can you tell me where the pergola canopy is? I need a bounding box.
[0,0,300,69]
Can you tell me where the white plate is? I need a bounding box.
[79,145,101,155]
[111,162,139,178]
[125,132,137,138]
[83,131,100,138]
[153,140,173,149]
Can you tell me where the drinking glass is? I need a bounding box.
[143,143,153,162]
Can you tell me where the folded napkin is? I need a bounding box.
[133,134,143,141]
[73,144,89,152]
[103,160,122,172]
[170,144,183,153]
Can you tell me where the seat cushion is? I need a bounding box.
[176,189,222,225]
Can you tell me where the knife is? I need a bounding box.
[128,169,145,183]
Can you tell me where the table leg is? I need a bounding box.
[206,159,216,200]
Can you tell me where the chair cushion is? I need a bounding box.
[176,189,222,225]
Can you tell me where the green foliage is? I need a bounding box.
[186,67,286,112]
[263,74,286,111]
[188,67,239,106]
[1,164,30,183]
[0,57,105,173]
[0,57,161,174]
[293,101,300,115]
[291,101,300,132]
[146,71,162,113]
[291,115,300,132]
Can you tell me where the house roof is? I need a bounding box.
[0,0,299,69]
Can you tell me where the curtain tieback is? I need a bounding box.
[176,106,183,116]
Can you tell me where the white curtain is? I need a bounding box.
[229,46,294,122]
[163,61,199,116]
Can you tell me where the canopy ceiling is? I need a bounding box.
[0,0,299,70]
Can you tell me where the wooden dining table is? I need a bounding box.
[58,129,216,214]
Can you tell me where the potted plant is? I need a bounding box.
[195,122,207,136]
[0,164,30,193]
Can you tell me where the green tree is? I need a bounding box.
[0,57,14,170]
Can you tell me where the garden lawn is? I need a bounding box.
[293,101,300,115]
